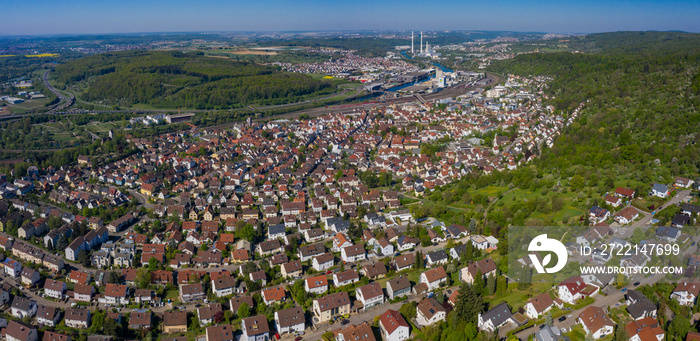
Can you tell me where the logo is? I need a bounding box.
[528,234,568,274]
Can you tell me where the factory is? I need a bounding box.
[411,31,441,59]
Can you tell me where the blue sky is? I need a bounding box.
[2,0,699,36]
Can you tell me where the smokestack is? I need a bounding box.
[411,31,414,54]
[420,31,423,54]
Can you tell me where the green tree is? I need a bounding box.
[399,301,417,319]
[136,268,151,289]
[451,283,485,328]
[668,315,690,341]
[614,324,628,341]
[630,227,645,244]
[570,175,585,191]
[238,302,250,318]
[487,274,497,295]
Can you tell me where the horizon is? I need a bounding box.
[2,0,699,36]
[1,29,696,40]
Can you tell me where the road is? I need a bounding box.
[41,69,75,114]
[616,189,692,239]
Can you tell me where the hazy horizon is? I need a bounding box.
[2,0,699,36]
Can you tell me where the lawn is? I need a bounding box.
[165,288,180,303]
[377,268,422,288]
[485,282,553,311]
[632,196,666,211]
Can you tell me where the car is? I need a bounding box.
[634,281,640,286]
[295,338,303,341]
[539,325,546,330]
[275,333,280,340]
[327,270,332,275]
[558,316,567,322]
[621,288,627,293]
[341,319,350,325]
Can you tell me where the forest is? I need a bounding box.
[53,50,337,109]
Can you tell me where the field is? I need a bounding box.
[230,49,278,55]
[5,97,51,113]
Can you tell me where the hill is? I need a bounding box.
[53,50,336,109]
[412,31,700,231]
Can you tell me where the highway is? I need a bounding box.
[41,69,75,114]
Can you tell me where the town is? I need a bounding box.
[0,58,696,341]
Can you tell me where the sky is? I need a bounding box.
[2,0,699,36]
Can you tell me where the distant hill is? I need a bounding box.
[561,31,700,55]
[53,50,336,109]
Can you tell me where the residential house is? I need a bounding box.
[379,309,410,341]
[305,275,329,295]
[524,293,555,319]
[274,306,305,335]
[386,276,411,300]
[625,318,664,341]
[198,303,223,326]
[478,303,514,332]
[261,287,286,306]
[21,268,40,286]
[36,304,61,327]
[129,311,152,330]
[43,279,67,299]
[332,233,353,252]
[4,258,22,277]
[100,284,129,305]
[615,207,640,225]
[336,322,376,341]
[671,280,700,306]
[651,183,669,198]
[375,237,394,256]
[341,244,366,263]
[313,291,351,323]
[416,298,446,326]
[281,260,302,278]
[5,320,38,341]
[212,276,237,298]
[355,283,384,310]
[626,290,657,320]
[180,283,205,302]
[470,235,489,250]
[73,283,95,302]
[418,266,447,292]
[163,311,188,334]
[298,243,325,262]
[460,258,497,284]
[64,308,91,329]
[241,315,270,341]
[558,276,596,304]
[312,252,334,272]
[230,296,254,316]
[578,306,614,338]
[11,296,37,318]
[42,332,71,341]
[589,206,610,224]
[333,269,360,288]
[362,263,387,279]
[205,325,235,341]
[393,253,415,271]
